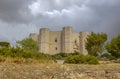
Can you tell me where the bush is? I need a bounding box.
[101,53,116,60]
[52,52,80,60]
[85,55,99,64]
[0,41,10,48]
[64,54,99,64]
[52,52,69,59]
[0,47,52,60]
[64,55,86,64]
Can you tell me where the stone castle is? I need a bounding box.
[30,26,88,55]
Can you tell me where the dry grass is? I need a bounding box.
[1,56,120,79]
[0,62,120,79]
[0,56,54,64]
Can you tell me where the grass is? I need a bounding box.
[0,56,55,64]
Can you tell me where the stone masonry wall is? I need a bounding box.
[30,26,89,55]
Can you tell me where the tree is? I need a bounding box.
[17,38,39,52]
[86,32,107,56]
[0,41,10,48]
[106,34,120,58]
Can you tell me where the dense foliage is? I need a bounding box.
[52,52,80,59]
[86,32,107,56]
[0,39,52,62]
[106,34,120,58]
[0,47,52,60]
[0,41,10,47]
[101,53,116,60]
[17,38,39,52]
[64,54,98,64]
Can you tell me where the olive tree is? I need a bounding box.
[86,32,107,56]
[17,38,39,52]
[106,34,120,58]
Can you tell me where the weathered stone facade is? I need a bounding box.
[30,26,88,55]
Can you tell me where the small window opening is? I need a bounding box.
[75,40,77,43]
[55,47,58,50]
[55,38,57,42]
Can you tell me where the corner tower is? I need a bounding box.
[29,33,38,43]
[62,27,73,53]
[39,28,50,53]
[79,32,88,55]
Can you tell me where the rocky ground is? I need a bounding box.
[0,62,120,79]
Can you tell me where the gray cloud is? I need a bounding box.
[0,0,35,23]
[30,0,120,35]
[0,0,120,44]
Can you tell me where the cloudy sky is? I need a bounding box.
[0,0,120,44]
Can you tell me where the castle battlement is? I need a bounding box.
[30,26,88,55]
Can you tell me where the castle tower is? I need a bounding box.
[39,28,50,54]
[79,32,88,55]
[29,33,38,43]
[62,27,73,53]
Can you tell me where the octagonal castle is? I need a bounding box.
[30,26,88,55]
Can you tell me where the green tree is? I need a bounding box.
[0,41,10,48]
[17,38,39,52]
[106,34,120,58]
[86,32,107,56]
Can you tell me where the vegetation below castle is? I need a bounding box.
[0,38,53,63]
[0,47,53,63]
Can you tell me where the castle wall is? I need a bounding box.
[29,33,38,43]
[72,32,80,52]
[49,31,62,54]
[30,26,88,55]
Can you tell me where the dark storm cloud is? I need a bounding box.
[0,0,35,23]
[0,0,120,44]
[29,0,120,37]
[85,0,120,36]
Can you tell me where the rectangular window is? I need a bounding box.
[55,38,57,42]
[55,47,57,50]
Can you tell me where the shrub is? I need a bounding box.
[101,53,116,60]
[52,52,80,60]
[0,41,10,48]
[64,55,86,64]
[0,47,52,61]
[52,54,62,59]
[52,52,69,59]
[85,55,99,64]
[69,52,80,55]
[64,54,99,64]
